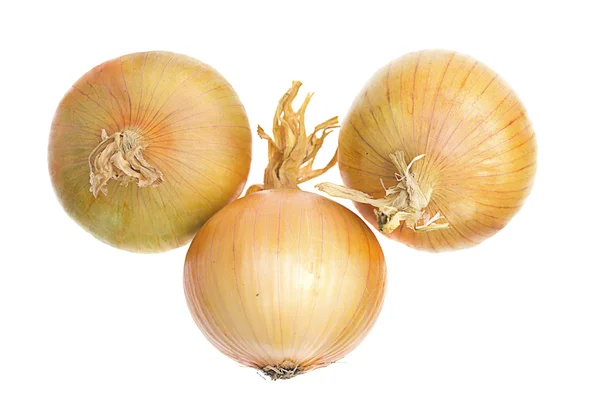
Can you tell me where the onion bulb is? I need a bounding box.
[184,82,386,379]
[49,51,251,252]
[318,50,536,251]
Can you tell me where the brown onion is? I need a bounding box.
[49,51,251,252]
[318,50,536,251]
[185,82,386,379]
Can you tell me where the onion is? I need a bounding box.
[49,51,252,252]
[318,50,537,251]
[184,82,386,379]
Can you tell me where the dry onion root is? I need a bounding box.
[318,50,537,252]
[184,82,386,380]
[48,51,252,252]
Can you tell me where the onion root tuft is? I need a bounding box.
[260,360,303,380]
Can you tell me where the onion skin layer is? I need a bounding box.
[49,51,251,252]
[184,189,386,377]
[339,50,537,251]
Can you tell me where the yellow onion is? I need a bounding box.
[318,50,536,251]
[49,51,251,252]
[184,82,386,379]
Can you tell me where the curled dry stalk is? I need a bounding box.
[317,152,449,233]
[88,129,164,197]
[246,81,339,194]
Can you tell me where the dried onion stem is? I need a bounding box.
[88,129,164,197]
[317,152,449,233]
[246,81,338,194]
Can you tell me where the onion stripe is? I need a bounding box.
[70,86,121,131]
[143,83,232,136]
[137,53,176,124]
[433,79,508,170]
[424,52,455,156]
[447,109,525,168]
[141,66,208,131]
[419,59,485,174]
[349,119,390,163]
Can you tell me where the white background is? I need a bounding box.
[1,1,599,399]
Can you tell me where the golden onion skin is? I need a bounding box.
[184,189,386,376]
[339,50,537,251]
[49,51,251,252]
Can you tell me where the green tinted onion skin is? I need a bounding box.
[49,51,252,252]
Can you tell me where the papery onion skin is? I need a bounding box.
[338,50,537,251]
[49,51,251,252]
[184,189,386,376]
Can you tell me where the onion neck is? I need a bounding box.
[246,81,338,194]
[317,152,449,233]
[88,129,164,197]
